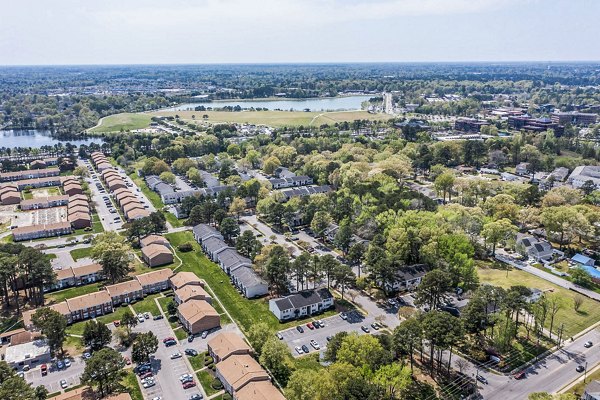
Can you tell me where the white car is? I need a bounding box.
[295,346,304,354]
[143,380,155,389]
[179,373,193,382]
[64,359,71,367]
[137,314,145,322]
[310,340,320,350]
[171,352,182,359]
[201,331,208,339]
[60,380,68,389]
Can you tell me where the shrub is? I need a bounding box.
[211,378,223,390]
[178,242,194,252]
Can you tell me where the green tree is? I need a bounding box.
[159,171,176,184]
[337,333,389,372]
[0,360,41,400]
[131,332,159,364]
[571,267,593,288]
[229,197,246,222]
[259,338,292,385]
[264,245,290,295]
[323,331,348,363]
[434,171,455,203]
[120,309,138,335]
[333,262,355,300]
[83,320,112,351]
[172,158,197,174]
[414,270,452,311]
[236,230,262,260]
[334,220,353,255]
[186,167,203,186]
[31,308,67,356]
[167,299,178,316]
[373,363,412,400]
[219,217,240,243]
[481,218,516,256]
[91,232,133,283]
[311,211,332,241]
[286,369,320,400]
[81,348,125,397]
[247,322,272,356]
[393,317,422,373]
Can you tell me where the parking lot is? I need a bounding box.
[278,311,377,358]
[24,354,85,392]
[130,313,205,400]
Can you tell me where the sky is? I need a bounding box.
[0,0,599,65]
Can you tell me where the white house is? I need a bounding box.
[269,288,334,321]
[516,234,554,262]
[379,265,428,292]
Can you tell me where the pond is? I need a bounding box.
[167,95,372,112]
[0,129,104,149]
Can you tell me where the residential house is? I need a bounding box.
[105,280,143,305]
[66,291,113,323]
[144,175,162,190]
[273,167,296,179]
[0,167,60,182]
[568,166,600,189]
[0,185,20,205]
[216,248,252,274]
[20,195,69,210]
[69,212,92,229]
[135,268,174,294]
[177,299,220,334]
[234,381,286,400]
[215,354,270,394]
[12,222,72,242]
[582,380,600,400]
[126,208,151,220]
[230,267,268,299]
[516,162,530,175]
[174,285,212,304]
[193,224,224,244]
[141,243,173,267]
[572,253,596,267]
[169,271,205,290]
[516,234,554,262]
[549,167,570,182]
[380,264,428,292]
[63,181,83,196]
[202,237,232,261]
[279,185,332,201]
[268,288,334,321]
[140,235,170,248]
[207,332,251,363]
[12,176,62,190]
[268,175,313,189]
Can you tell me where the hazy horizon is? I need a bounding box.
[1,0,599,65]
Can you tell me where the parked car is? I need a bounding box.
[201,331,208,339]
[143,380,156,389]
[326,336,333,342]
[276,332,283,340]
[60,379,68,389]
[82,352,92,360]
[584,341,593,348]
[301,345,310,353]
[64,359,71,367]
[296,326,304,333]
[165,340,177,347]
[306,322,314,330]
[183,381,197,389]
[136,364,151,374]
[189,395,203,400]
[57,361,64,370]
[310,340,320,350]
[315,320,324,328]
[476,375,488,384]
[185,349,198,357]
[171,352,182,359]
[153,315,163,320]
[140,372,153,380]
[137,314,145,322]
[41,364,48,376]
[188,335,195,343]
[179,373,193,382]
[576,365,585,373]
[295,346,304,354]
[163,337,175,343]
[371,322,380,330]
[361,325,370,333]
[340,312,348,320]
[513,371,526,380]
[113,320,121,327]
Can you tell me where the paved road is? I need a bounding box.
[241,215,302,257]
[279,312,376,358]
[479,328,600,399]
[81,159,124,232]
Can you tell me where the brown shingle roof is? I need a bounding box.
[170,272,204,289]
[141,244,172,260]
[216,354,269,392]
[175,285,211,303]
[12,222,71,236]
[140,235,169,248]
[66,291,111,311]
[136,268,174,287]
[105,280,142,297]
[235,381,286,400]
[126,208,150,220]
[178,299,219,326]
[73,263,102,277]
[207,332,250,361]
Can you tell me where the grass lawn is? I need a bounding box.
[96,305,134,326]
[64,335,84,355]
[478,262,600,337]
[188,351,207,371]
[70,247,93,261]
[197,368,220,396]
[121,371,144,400]
[291,352,323,372]
[89,113,153,133]
[66,321,87,336]
[157,296,180,328]
[127,172,181,228]
[173,327,188,341]
[131,293,161,317]
[152,109,392,128]
[46,283,104,303]
[166,232,289,333]
[22,190,33,200]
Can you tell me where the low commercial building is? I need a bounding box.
[4,339,51,369]
[454,117,490,133]
[105,280,144,305]
[141,243,173,267]
[135,268,174,294]
[12,222,72,242]
[207,332,251,363]
[169,271,205,290]
[269,288,334,321]
[215,354,270,394]
[174,285,212,304]
[177,299,220,334]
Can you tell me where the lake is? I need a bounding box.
[0,129,104,149]
[167,95,373,112]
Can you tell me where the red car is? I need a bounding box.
[306,322,314,330]
[140,371,153,379]
[40,364,48,376]
[513,371,526,380]
[162,337,175,343]
[183,380,197,389]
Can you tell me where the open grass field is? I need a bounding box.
[89,113,153,133]
[121,371,144,400]
[196,368,220,396]
[167,231,298,333]
[151,109,392,128]
[477,262,600,337]
[70,246,93,261]
[127,172,182,228]
[131,293,161,316]
[96,305,135,326]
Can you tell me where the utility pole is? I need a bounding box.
[585,361,588,383]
